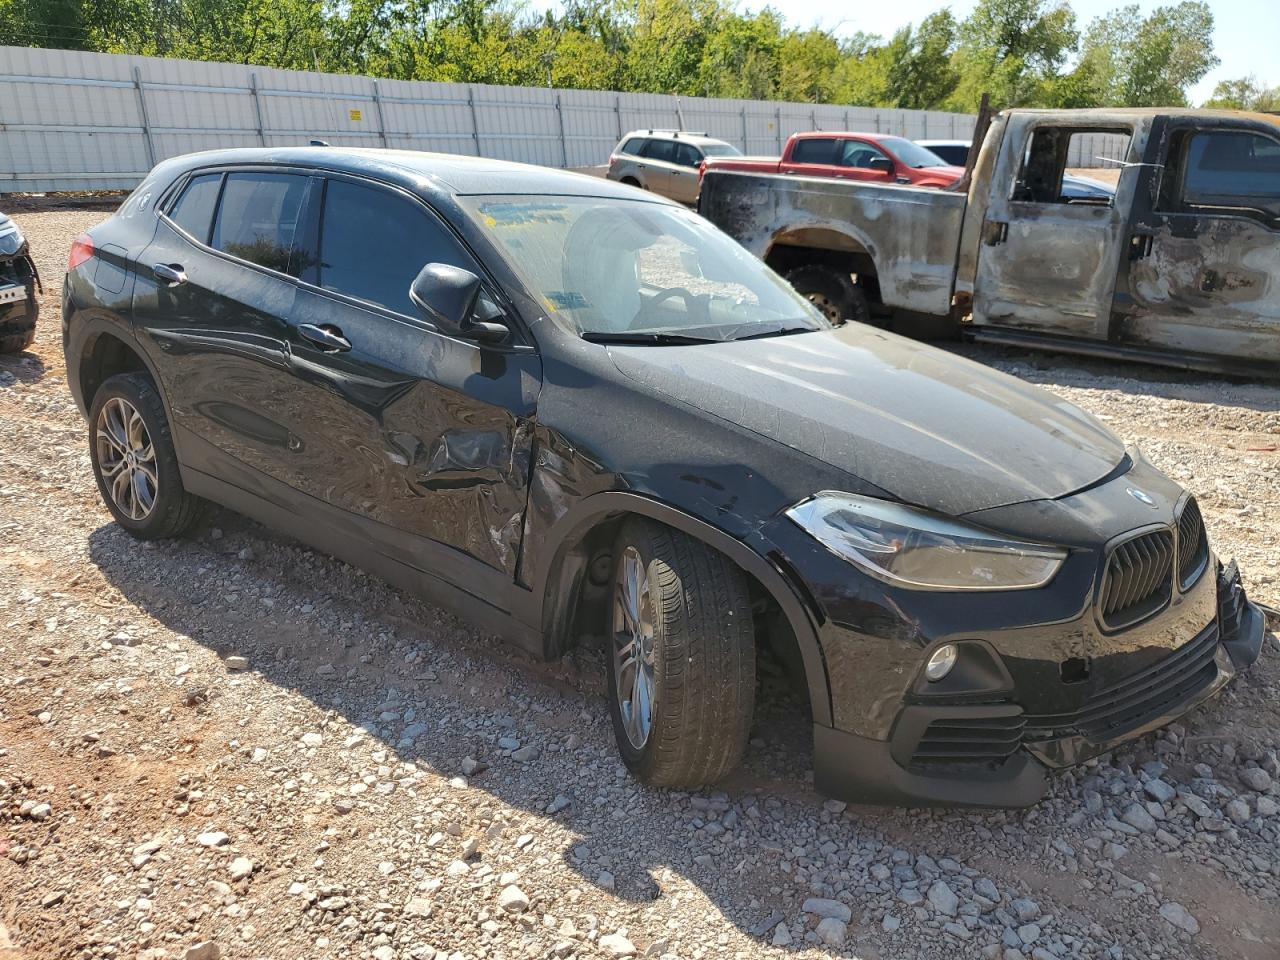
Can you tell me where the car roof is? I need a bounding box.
[915,139,968,147]
[791,131,900,142]
[150,147,672,203]
[621,130,731,148]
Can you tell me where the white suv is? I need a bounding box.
[606,131,741,204]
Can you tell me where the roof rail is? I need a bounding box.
[645,129,709,138]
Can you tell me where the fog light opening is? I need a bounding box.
[925,643,958,682]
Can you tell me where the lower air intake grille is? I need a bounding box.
[1177,498,1209,589]
[910,714,1026,767]
[1100,529,1174,629]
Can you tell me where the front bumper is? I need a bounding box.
[813,564,1266,807]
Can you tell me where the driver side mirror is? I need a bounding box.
[868,157,894,174]
[410,263,509,344]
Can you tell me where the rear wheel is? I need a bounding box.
[605,518,756,788]
[0,323,35,354]
[88,372,203,539]
[785,264,874,327]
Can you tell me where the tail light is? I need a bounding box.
[608,154,619,165]
[68,234,95,270]
[698,160,706,183]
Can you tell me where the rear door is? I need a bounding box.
[779,137,839,178]
[131,168,311,479]
[972,116,1135,338]
[1120,120,1280,362]
[283,175,541,587]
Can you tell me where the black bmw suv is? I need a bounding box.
[63,147,1265,806]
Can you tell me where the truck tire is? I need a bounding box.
[606,517,756,789]
[88,372,204,540]
[0,321,36,354]
[785,264,874,326]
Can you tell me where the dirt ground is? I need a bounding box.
[1,206,1278,960]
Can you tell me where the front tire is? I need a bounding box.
[606,518,756,788]
[88,372,203,540]
[785,263,874,327]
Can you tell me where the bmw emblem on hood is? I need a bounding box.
[1127,487,1156,507]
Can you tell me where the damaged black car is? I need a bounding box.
[62,149,1265,806]
[0,211,40,354]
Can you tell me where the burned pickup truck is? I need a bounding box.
[0,211,40,354]
[699,108,1280,375]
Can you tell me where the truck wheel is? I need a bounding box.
[786,264,874,326]
[0,322,36,354]
[88,372,204,540]
[606,518,756,789]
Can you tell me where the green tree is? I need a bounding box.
[775,29,841,103]
[948,0,1078,110]
[883,10,958,109]
[1078,2,1218,107]
[695,10,782,100]
[1203,76,1280,112]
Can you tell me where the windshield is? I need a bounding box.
[882,137,950,169]
[701,143,742,157]
[462,196,831,341]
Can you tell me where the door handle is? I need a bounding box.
[297,323,352,353]
[1129,230,1155,261]
[983,220,1010,246]
[152,263,187,285]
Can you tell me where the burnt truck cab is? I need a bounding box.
[700,108,1280,376]
[0,211,41,354]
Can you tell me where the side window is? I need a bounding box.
[211,172,309,274]
[642,139,676,163]
[839,141,889,170]
[621,137,645,156]
[167,173,222,243]
[1180,130,1280,222]
[790,138,837,165]
[318,178,470,317]
[1013,128,1129,205]
[674,143,703,168]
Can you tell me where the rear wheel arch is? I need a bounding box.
[533,492,832,727]
[78,329,150,410]
[765,228,880,295]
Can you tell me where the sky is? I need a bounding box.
[732,0,1278,105]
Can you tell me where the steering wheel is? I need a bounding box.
[630,286,699,329]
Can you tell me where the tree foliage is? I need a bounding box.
[0,0,1234,112]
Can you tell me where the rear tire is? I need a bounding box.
[88,372,204,540]
[785,264,875,327]
[605,518,756,789]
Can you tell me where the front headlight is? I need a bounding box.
[786,492,1066,591]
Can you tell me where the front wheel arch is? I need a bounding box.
[530,492,832,727]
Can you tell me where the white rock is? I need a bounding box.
[301,732,323,747]
[183,943,222,960]
[815,917,847,948]
[497,885,530,912]
[771,922,792,946]
[228,857,253,880]
[599,933,637,957]
[927,879,960,917]
[1159,901,1200,934]
[801,897,852,922]
[197,831,230,848]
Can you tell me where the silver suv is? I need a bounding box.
[606,130,741,204]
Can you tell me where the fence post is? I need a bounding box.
[615,95,623,139]
[775,106,782,151]
[810,108,816,131]
[132,66,156,167]
[555,93,568,168]
[371,78,389,148]
[740,106,747,151]
[675,98,684,130]
[873,112,880,133]
[467,86,480,156]
[843,110,849,132]
[922,112,928,139]
[248,73,267,146]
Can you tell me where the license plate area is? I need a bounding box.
[0,284,27,306]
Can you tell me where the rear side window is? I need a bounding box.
[318,178,470,317]
[212,172,309,274]
[167,173,222,243]
[1183,131,1280,208]
[790,138,837,164]
[621,137,645,155]
[642,139,676,163]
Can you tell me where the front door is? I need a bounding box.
[973,116,1135,339]
[283,175,541,588]
[1120,121,1280,363]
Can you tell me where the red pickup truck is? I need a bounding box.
[700,132,964,189]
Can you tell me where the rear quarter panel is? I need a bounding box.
[699,170,967,316]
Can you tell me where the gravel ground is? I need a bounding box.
[2,206,1280,960]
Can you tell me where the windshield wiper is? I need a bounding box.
[580,331,721,345]
[727,325,823,341]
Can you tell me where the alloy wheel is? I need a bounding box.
[613,545,657,749]
[95,396,158,521]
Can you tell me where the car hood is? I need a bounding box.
[607,324,1126,516]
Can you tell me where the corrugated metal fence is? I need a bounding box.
[0,46,1121,194]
